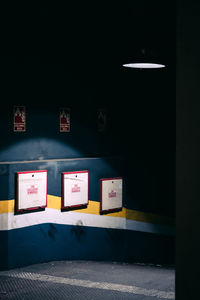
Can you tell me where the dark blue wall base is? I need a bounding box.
[0,224,175,270]
[0,231,8,271]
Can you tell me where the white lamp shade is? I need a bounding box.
[122,63,166,69]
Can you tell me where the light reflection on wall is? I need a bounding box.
[0,138,83,162]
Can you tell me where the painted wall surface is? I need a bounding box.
[0,86,175,269]
[0,98,175,216]
[0,157,175,270]
[0,66,175,269]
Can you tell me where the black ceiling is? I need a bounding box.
[1,1,175,64]
[0,1,175,106]
[40,1,175,67]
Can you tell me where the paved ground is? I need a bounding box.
[0,260,175,299]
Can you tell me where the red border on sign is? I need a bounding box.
[60,108,70,132]
[16,170,48,213]
[13,106,26,132]
[61,170,89,210]
[100,177,123,214]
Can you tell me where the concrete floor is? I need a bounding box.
[0,260,175,299]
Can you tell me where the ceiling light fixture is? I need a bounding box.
[122,3,166,70]
[123,47,166,70]
[123,63,165,69]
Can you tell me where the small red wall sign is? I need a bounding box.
[60,108,70,132]
[14,106,26,132]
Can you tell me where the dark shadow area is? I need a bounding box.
[14,207,45,216]
[100,208,122,215]
[61,204,88,212]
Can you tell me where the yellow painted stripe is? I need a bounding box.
[47,194,61,210]
[0,200,15,213]
[0,195,174,227]
[47,195,174,226]
[47,196,127,218]
[126,209,175,226]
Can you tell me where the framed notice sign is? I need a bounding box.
[62,171,89,209]
[100,177,123,214]
[14,106,26,132]
[16,170,48,213]
[60,108,70,132]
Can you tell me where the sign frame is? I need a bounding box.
[62,170,89,210]
[60,107,71,132]
[100,177,123,214]
[16,170,48,213]
[13,105,26,132]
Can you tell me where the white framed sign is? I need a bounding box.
[62,171,89,209]
[100,177,123,214]
[16,170,48,212]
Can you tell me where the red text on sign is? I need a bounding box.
[27,185,38,195]
[72,184,81,193]
[108,190,117,198]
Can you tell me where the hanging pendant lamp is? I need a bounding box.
[123,47,166,70]
[122,4,166,70]
[123,62,165,69]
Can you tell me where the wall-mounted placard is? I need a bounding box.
[62,171,89,209]
[14,106,26,132]
[97,108,107,132]
[60,108,70,132]
[100,177,123,214]
[16,170,48,213]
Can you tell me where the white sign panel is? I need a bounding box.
[62,171,89,209]
[100,178,123,213]
[16,170,47,211]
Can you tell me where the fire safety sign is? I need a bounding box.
[62,171,89,209]
[100,177,123,214]
[60,108,70,132]
[16,170,48,212]
[14,106,26,132]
